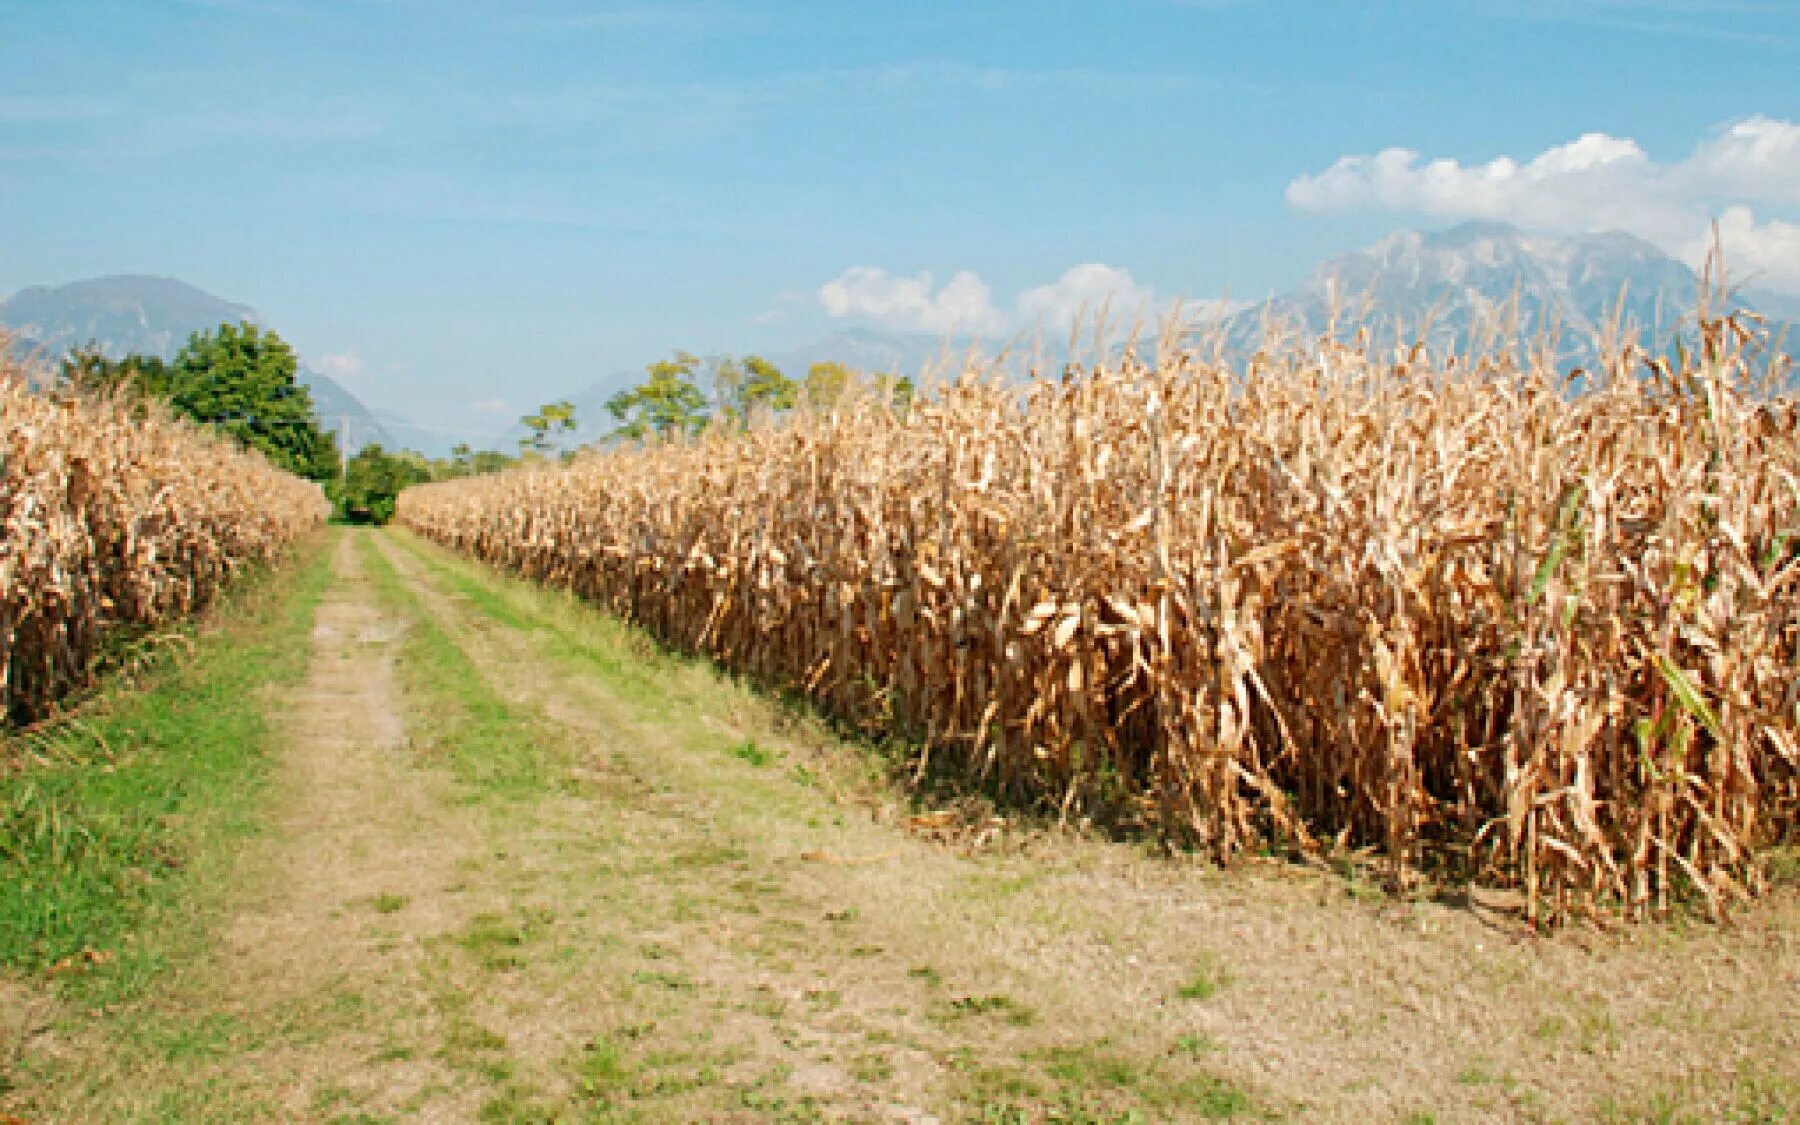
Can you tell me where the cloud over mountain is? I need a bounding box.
[1286,117,1800,293]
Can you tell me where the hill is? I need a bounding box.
[0,275,393,452]
[1219,221,1754,360]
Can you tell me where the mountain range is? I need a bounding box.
[4,223,1787,458]
[0,275,395,453]
[1218,221,1783,360]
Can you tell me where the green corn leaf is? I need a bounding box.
[1530,537,1567,604]
[1652,652,1724,741]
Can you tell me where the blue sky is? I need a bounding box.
[3,0,1796,439]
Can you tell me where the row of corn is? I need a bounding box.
[398,315,1798,920]
[2,346,329,724]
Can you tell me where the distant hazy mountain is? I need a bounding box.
[0,274,393,452]
[1221,221,1746,361]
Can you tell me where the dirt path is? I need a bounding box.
[365,529,1799,1123]
[11,528,1797,1122]
[203,530,497,1119]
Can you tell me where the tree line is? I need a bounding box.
[605,352,913,440]
[55,327,912,523]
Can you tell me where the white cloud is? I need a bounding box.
[1679,117,1800,205]
[314,350,366,381]
[819,262,1195,335]
[1286,116,1800,294]
[1710,207,1800,293]
[1017,263,1160,330]
[819,267,1006,334]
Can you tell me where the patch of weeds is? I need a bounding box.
[804,988,842,1009]
[1043,1045,1138,1089]
[1176,953,1231,1001]
[1575,1006,1620,1054]
[1457,1057,1498,1087]
[158,1011,245,1061]
[1596,1088,1688,1123]
[445,1021,509,1055]
[670,843,750,870]
[1034,1041,1253,1120]
[1761,845,1799,889]
[458,911,538,972]
[1174,1034,1221,1056]
[632,968,697,992]
[1732,1066,1800,1120]
[630,1050,722,1098]
[1158,1075,1252,1119]
[824,906,860,923]
[574,1035,630,1101]
[851,1051,896,1082]
[952,1056,1043,1105]
[746,987,788,1020]
[478,1083,555,1123]
[738,1082,828,1121]
[909,964,943,987]
[371,893,409,914]
[310,1083,360,1114]
[945,993,1039,1027]
[732,739,774,767]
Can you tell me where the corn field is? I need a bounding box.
[398,313,1800,921]
[2,342,329,723]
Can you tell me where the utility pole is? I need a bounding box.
[339,415,351,482]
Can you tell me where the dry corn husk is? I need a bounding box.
[399,313,1799,922]
[2,339,329,723]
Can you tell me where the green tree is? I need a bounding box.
[606,350,710,439]
[331,443,431,524]
[519,400,578,456]
[58,344,174,399]
[879,373,917,411]
[732,355,798,420]
[802,361,913,411]
[804,361,855,407]
[469,449,517,475]
[169,322,338,480]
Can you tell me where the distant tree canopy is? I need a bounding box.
[58,345,174,399]
[722,354,798,422]
[519,400,578,456]
[606,351,710,439]
[447,442,518,478]
[803,361,853,408]
[332,443,431,524]
[55,323,339,482]
[804,360,914,411]
[603,352,913,444]
[169,323,338,480]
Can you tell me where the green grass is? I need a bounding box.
[1176,953,1231,1001]
[358,535,557,801]
[0,534,332,986]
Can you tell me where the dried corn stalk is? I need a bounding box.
[398,315,1799,921]
[1,339,329,723]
